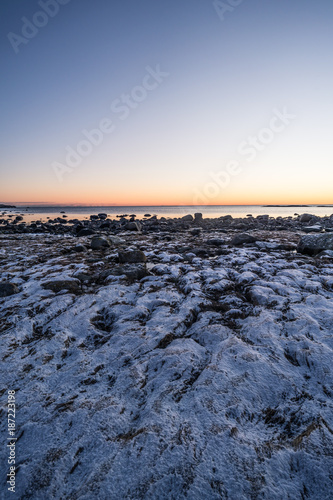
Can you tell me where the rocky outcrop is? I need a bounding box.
[297,233,333,255]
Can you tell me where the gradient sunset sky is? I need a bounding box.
[1,0,333,206]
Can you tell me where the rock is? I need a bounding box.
[73,273,92,282]
[109,236,125,245]
[100,221,111,229]
[98,213,108,220]
[317,250,333,259]
[190,228,201,236]
[106,264,148,281]
[181,214,194,222]
[77,228,96,237]
[126,221,142,231]
[297,233,333,255]
[194,213,203,222]
[207,238,225,246]
[144,214,151,217]
[302,225,322,233]
[0,283,19,297]
[73,244,87,253]
[42,280,81,294]
[118,250,146,263]
[90,215,99,220]
[231,233,257,246]
[255,241,280,251]
[91,236,111,250]
[15,216,23,221]
[299,213,315,223]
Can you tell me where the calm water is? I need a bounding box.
[2,205,333,223]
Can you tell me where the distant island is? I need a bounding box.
[0,204,16,208]
[263,204,309,207]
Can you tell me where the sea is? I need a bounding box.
[2,205,333,223]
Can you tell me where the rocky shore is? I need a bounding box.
[1,210,333,238]
[0,213,333,499]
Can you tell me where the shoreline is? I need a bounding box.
[1,210,333,237]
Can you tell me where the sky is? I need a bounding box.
[1,0,333,206]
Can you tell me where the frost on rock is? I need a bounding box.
[0,232,332,500]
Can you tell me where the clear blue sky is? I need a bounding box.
[1,0,333,205]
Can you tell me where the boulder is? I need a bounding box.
[73,244,87,253]
[190,228,201,236]
[77,228,96,237]
[207,238,225,246]
[42,280,81,294]
[194,213,203,222]
[299,213,315,223]
[231,233,257,246]
[297,234,333,256]
[118,250,146,263]
[126,221,142,231]
[109,235,125,245]
[91,236,111,250]
[106,264,148,281]
[181,214,194,222]
[98,213,108,219]
[0,283,19,297]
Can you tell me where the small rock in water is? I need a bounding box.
[257,214,269,221]
[98,213,108,220]
[144,213,151,217]
[0,283,19,297]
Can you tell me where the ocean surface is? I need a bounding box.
[2,205,333,223]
